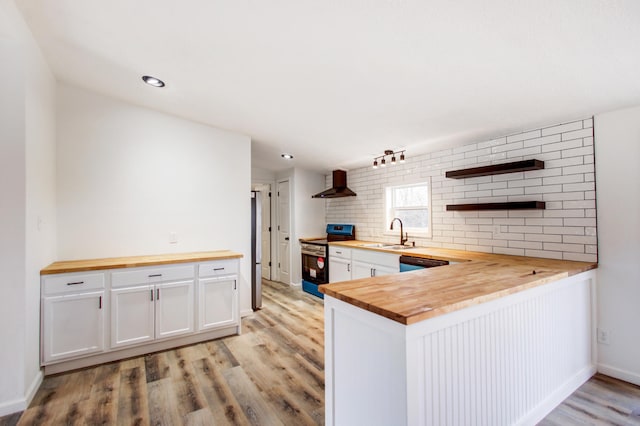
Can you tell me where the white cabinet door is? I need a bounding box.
[370,264,398,277]
[42,291,105,363]
[329,257,352,283]
[352,261,398,279]
[352,261,374,279]
[198,277,237,331]
[111,285,155,348]
[156,280,194,339]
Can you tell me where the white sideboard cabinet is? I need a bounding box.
[40,252,242,375]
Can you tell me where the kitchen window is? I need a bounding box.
[385,180,432,237]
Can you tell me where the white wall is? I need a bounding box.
[594,106,640,385]
[0,0,56,415]
[326,118,597,262]
[56,84,253,314]
[292,168,326,284]
[251,166,276,182]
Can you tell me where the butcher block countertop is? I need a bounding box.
[40,250,243,275]
[319,240,596,325]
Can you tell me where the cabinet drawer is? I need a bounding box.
[42,273,105,296]
[329,246,351,260]
[198,260,238,277]
[352,249,400,269]
[112,265,195,288]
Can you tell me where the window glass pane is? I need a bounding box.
[386,181,431,235]
[393,185,429,208]
[394,209,429,228]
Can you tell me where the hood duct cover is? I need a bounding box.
[312,170,357,198]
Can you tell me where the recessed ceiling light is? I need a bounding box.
[281,153,294,160]
[142,75,165,87]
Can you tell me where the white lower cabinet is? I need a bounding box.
[110,265,195,349]
[352,261,398,279]
[198,276,237,331]
[348,248,400,279]
[156,280,195,339]
[110,285,155,348]
[42,290,105,363]
[330,257,352,282]
[41,256,240,374]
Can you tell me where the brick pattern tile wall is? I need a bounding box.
[325,118,597,262]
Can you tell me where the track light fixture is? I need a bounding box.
[372,149,406,169]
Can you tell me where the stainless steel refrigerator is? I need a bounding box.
[251,191,262,310]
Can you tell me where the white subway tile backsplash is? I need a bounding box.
[524,185,562,195]
[561,128,593,141]
[509,240,543,250]
[507,146,542,158]
[563,253,597,262]
[525,250,563,260]
[493,247,525,256]
[562,164,595,175]
[325,117,596,261]
[541,139,583,153]
[525,233,562,243]
[492,141,523,153]
[562,182,595,192]
[543,175,583,185]
[562,146,593,158]
[562,200,595,209]
[477,137,506,149]
[544,243,585,253]
[506,129,542,142]
[564,218,597,227]
[523,134,562,148]
[541,121,583,136]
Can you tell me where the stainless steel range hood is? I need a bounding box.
[312,170,357,198]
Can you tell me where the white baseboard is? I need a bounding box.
[517,365,596,426]
[598,363,640,386]
[0,369,43,417]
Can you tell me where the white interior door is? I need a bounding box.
[259,187,272,280]
[277,179,291,285]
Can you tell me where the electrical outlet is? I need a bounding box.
[169,232,178,244]
[492,225,501,237]
[597,328,610,345]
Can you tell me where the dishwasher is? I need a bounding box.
[399,255,449,272]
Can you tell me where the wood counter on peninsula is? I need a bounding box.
[319,244,597,426]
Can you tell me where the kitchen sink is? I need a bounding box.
[359,243,416,250]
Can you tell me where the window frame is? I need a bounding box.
[383,178,433,238]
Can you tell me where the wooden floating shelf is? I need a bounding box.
[446,201,546,211]
[446,159,545,179]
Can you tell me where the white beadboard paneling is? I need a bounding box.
[325,271,596,426]
[325,118,597,261]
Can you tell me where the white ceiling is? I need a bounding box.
[16,0,640,173]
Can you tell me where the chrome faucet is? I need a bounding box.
[390,218,408,246]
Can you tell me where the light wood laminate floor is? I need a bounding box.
[2,279,640,425]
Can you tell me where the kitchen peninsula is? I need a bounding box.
[320,243,597,426]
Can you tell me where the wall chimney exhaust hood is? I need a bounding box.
[312,170,357,199]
